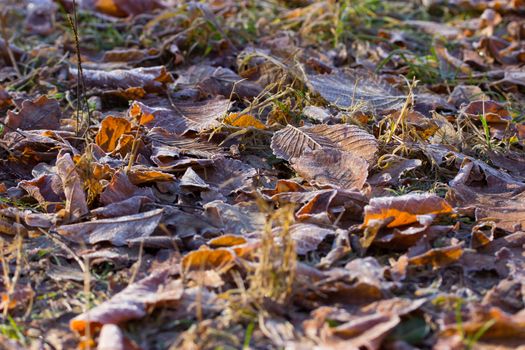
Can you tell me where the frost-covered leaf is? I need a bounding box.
[292,149,369,190]
[307,70,405,114]
[271,124,377,163]
[57,208,163,245]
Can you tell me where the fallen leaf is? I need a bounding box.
[72,66,173,93]
[286,223,335,255]
[129,97,230,134]
[5,96,61,131]
[95,116,131,153]
[182,247,235,271]
[408,244,464,268]
[56,152,89,222]
[364,193,453,228]
[307,70,405,114]
[86,0,163,17]
[292,148,369,190]
[223,113,266,129]
[70,270,181,334]
[57,208,163,245]
[100,170,155,206]
[208,234,247,248]
[271,124,378,163]
[97,324,139,350]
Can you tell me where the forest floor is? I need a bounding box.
[1,0,525,349]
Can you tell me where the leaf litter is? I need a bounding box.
[1,0,525,349]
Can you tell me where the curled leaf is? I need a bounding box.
[95,116,131,153]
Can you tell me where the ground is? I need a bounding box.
[1,0,525,349]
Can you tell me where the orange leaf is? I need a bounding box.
[364,193,453,228]
[408,244,463,268]
[129,102,155,125]
[127,168,175,185]
[208,234,247,248]
[182,248,235,271]
[223,113,266,129]
[95,0,125,17]
[95,116,131,153]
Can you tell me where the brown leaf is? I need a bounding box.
[57,208,163,245]
[95,116,131,153]
[292,148,369,190]
[72,66,173,93]
[441,304,525,340]
[5,96,61,131]
[408,244,464,268]
[271,124,377,163]
[102,48,161,64]
[364,193,453,228]
[287,223,335,255]
[18,173,64,212]
[56,153,89,222]
[176,64,262,98]
[462,100,511,123]
[70,270,181,334]
[196,157,256,195]
[449,158,525,232]
[100,170,155,206]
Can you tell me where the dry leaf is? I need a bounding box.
[182,247,235,271]
[271,124,377,163]
[57,208,163,245]
[364,193,453,228]
[72,66,173,93]
[5,95,61,131]
[292,148,369,190]
[129,97,230,135]
[70,270,181,334]
[95,116,131,153]
[223,113,266,129]
[56,152,89,222]
[307,70,405,114]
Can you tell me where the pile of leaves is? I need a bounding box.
[1,0,525,349]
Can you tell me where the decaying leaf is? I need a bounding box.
[408,244,464,268]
